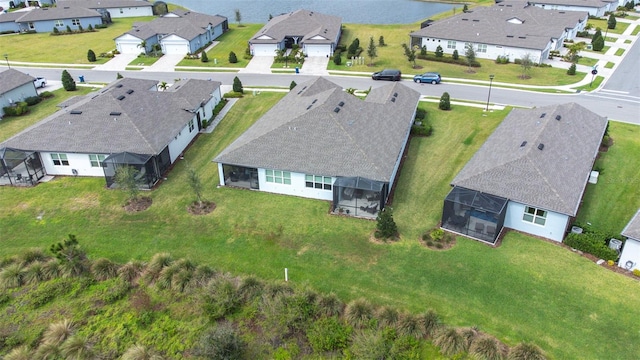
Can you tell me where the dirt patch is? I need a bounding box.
[123,196,152,212]
[187,201,216,215]
[369,231,399,244]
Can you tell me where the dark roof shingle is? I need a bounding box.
[0,69,35,95]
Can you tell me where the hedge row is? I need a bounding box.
[564,233,619,261]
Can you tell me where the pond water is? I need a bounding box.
[169,0,456,24]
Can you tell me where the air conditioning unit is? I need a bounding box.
[609,239,622,254]
[586,44,593,50]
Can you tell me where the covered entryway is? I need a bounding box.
[441,186,508,244]
[251,43,278,56]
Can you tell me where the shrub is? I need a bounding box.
[377,306,400,328]
[430,228,445,242]
[564,233,618,260]
[470,336,507,360]
[592,35,605,51]
[345,298,375,329]
[567,63,577,75]
[415,107,426,120]
[333,50,342,65]
[39,91,54,98]
[347,38,361,57]
[316,292,344,317]
[24,96,41,106]
[121,344,163,360]
[61,70,76,91]
[232,76,243,93]
[418,309,442,338]
[228,51,238,63]
[223,91,244,98]
[349,329,390,360]
[439,92,451,110]
[66,25,72,33]
[434,327,466,357]
[86,49,96,62]
[87,24,93,31]
[496,55,510,64]
[202,277,241,320]
[2,101,29,116]
[201,51,209,63]
[53,27,59,34]
[378,35,386,46]
[0,263,25,288]
[289,80,297,90]
[376,207,398,240]
[435,45,443,57]
[307,316,352,352]
[608,13,617,29]
[508,342,546,360]
[397,313,426,339]
[411,122,432,136]
[91,258,119,281]
[633,269,640,277]
[452,49,459,60]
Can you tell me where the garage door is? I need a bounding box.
[305,44,330,57]
[118,41,142,54]
[252,44,277,56]
[163,42,189,55]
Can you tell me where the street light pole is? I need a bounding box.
[3,54,9,69]
[486,74,494,112]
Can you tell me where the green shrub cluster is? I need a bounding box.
[24,96,42,106]
[417,53,481,68]
[495,55,510,64]
[411,108,432,136]
[27,278,74,309]
[2,101,28,116]
[564,233,619,261]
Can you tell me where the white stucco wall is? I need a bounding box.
[168,116,199,163]
[530,3,609,17]
[257,170,334,201]
[503,201,570,242]
[40,151,109,177]
[0,82,38,118]
[106,6,153,18]
[416,38,546,64]
[619,238,640,271]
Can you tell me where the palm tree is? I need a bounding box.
[157,81,168,91]
[137,40,147,55]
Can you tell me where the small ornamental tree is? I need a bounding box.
[463,4,469,12]
[420,45,427,56]
[592,34,605,52]
[201,51,209,63]
[452,49,459,60]
[567,62,577,75]
[53,26,59,34]
[401,43,416,68]
[289,81,297,90]
[367,36,377,66]
[87,24,93,31]
[348,38,360,57]
[465,43,476,71]
[78,24,83,32]
[61,70,76,91]
[87,49,96,62]
[232,76,243,93]
[229,51,238,63]
[376,207,398,240]
[187,167,205,207]
[520,53,533,79]
[333,51,342,65]
[607,13,617,30]
[114,166,140,202]
[439,92,451,110]
[378,35,386,47]
[66,25,72,33]
[435,45,444,58]
[234,9,242,26]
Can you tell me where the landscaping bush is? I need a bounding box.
[347,38,361,57]
[2,101,28,116]
[24,96,42,106]
[452,49,459,60]
[439,92,451,111]
[564,233,618,261]
[567,63,577,75]
[229,51,238,63]
[417,53,480,67]
[87,49,96,62]
[306,316,352,352]
[496,55,510,64]
[333,50,342,65]
[435,45,443,58]
[61,70,76,91]
[633,269,640,277]
[194,322,245,360]
[232,76,243,93]
[375,207,398,240]
[577,31,592,38]
[223,91,244,98]
[200,51,208,63]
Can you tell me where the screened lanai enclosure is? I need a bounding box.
[103,151,169,189]
[333,177,388,219]
[0,148,45,186]
[221,165,259,189]
[442,186,508,244]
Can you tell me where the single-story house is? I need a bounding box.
[409,2,588,64]
[0,68,38,118]
[56,0,153,19]
[14,6,102,32]
[619,209,640,271]
[0,11,22,33]
[214,77,420,218]
[249,9,342,57]
[442,103,607,244]
[526,0,618,17]
[0,77,222,188]
[115,9,227,55]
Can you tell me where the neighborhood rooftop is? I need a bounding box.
[56,0,153,9]
[124,9,226,41]
[250,9,342,45]
[451,103,607,216]
[622,209,640,241]
[214,77,420,182]
[13,6,102,22]
[0,68,35,95]
[1,77,221,155]
[410,2,588,50]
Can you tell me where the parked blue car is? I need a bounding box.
[413,72,441,84]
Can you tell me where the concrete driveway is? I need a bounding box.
[240,56,274,74]
[142,54,185,72]
[93,53,137,71]
[300,56,329,76]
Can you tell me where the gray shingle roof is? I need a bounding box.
[57,0,152,10]
[451,103,607,216]
[622,209,640,241]
[0,11,24,24]
[123,10,227,41]
[16,6,101,22]
[214,77,420,182]
[527,0,616,7]
[1,78,221,155]
[410,3,588,50]
[0,69,35,95]
[250,9,341,45]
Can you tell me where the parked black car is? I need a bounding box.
[372,69,402,81]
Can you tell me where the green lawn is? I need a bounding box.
[176,24,262,68]
[625,39,633,44]
[604,61,615,69]
[587,19,630,35]
[328,24,584,86]
[632,25,640,36]
[615,48,626,56]
[573,75,604,92]
[128,54,162,66]
[1,93,640,359]
[576,56,598,67]
[0,17,154,64]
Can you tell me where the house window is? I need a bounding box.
[188,119,195,132]
[266,169,291,185]
[447,40,456,49]
[71,18,80,26]
[477,44,487,53]
[28,22,35,29]
[89,154,106,167]
[51,153,69,166]
[55,20,64,27]
[305,174,332,190]
[523,206,547,226]
[119,8,124,13]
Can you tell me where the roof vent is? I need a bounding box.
[540,112,546,118]
[312,99,317,104]
[518,36,526,39]
[338,101,345,107]
[109,111,122,116]
[462,18,469,21]
[306,105,312,110]
[555,115,561,121]
[391,97,396,102]
[126,89,134,94]
[334,107,340,113]
[117,95,125,100]
[116,84,123,88]
[538,143,544,151]
[520,141,527,147]
[472,19,480,22]
[393,92,398,97]
[70,110,82,115]
[506,35,514,38]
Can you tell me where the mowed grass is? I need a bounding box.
[328,23,585,86]
[587,19,630,35]
[1,93,640,359]
[0,16,154,64]
[177,24,262,68]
